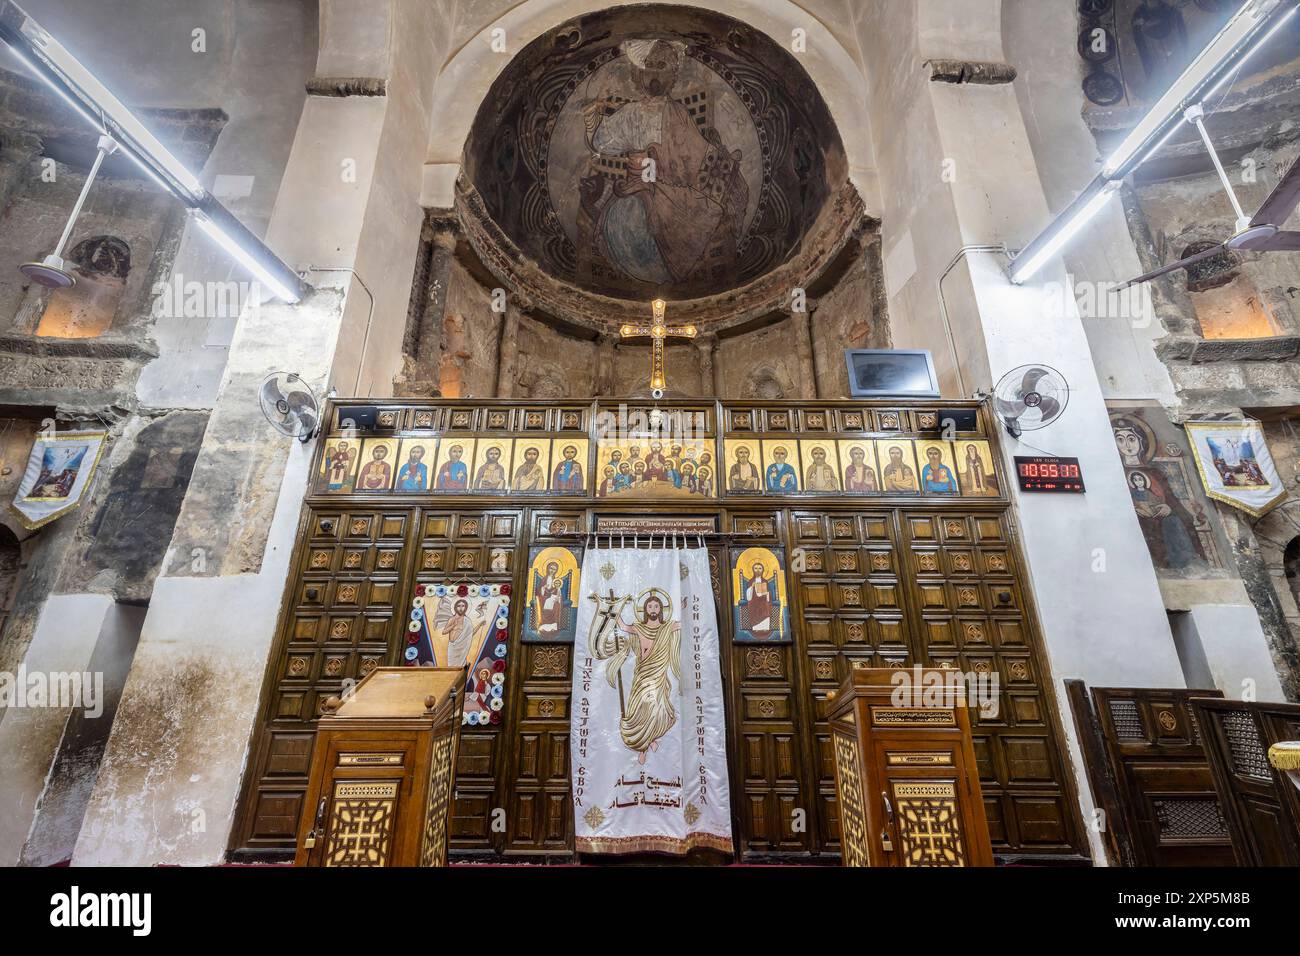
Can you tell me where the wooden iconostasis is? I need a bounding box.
[228,400,1089,862]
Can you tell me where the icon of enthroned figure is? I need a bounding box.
[579,38,748,287]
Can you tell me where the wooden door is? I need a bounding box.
[1195,699,1300,866]
[305,732,420,867]
[871,738,990,867]
[1090,687,1236,866]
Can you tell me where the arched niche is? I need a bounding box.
[426,0,878,212]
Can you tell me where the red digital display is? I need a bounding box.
[1014,455,1085,493]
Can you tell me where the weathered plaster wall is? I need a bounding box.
[56,412,208,600]
[441,255,501,398]
[810,243,892,398]
[515,315,598,398]
[20,602,144,867]
[717,320,801,400]
[0,593,110,866]
[1010,0,1300,703]
[73,0,445,866]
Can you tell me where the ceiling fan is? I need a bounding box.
[1121,105,1300,289]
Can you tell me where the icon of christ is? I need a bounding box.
[581,38,747,287]
[737,562,781,640]
[591,590,682,765]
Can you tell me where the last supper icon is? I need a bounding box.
[730,547,790,642]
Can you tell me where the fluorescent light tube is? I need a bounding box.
[194,212,302,304]
[1009,182,1122,285]
[1100,0,1279,178]
[1202,3,1298,101]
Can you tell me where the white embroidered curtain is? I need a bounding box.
[570,540,732,855]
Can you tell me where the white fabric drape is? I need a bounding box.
[571,542,732,855]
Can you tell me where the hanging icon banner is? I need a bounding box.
[1184,420,1288,518]
[10,430,108,530]
[571,543,732,855]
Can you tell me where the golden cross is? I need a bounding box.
[619,299,697,392]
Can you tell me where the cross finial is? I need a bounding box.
[620,299,697,393]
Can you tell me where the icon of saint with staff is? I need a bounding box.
[588,587,682,764]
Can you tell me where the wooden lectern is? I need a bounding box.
[295,667,464,867]
[826,667,994,867]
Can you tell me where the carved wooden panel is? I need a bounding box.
[1194,698,1300,866]
[790,510,905,852]
[234,507,413,857]
[901,511,1079,855]
[891,781,967,866]
[833,731,869,866]
[232,506,522,859]
[1080,686,1234,866]
[421,733,457,867]
[323,780,400,867]
[725,533,808,856]
[506,639,575,854]
[237,496,1081,863]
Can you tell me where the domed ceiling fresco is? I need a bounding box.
[462,4,848,303]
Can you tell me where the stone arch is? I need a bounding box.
[425,0,878,211]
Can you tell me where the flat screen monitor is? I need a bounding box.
[844,349,940,398]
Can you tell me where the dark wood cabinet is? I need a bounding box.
[295,667,463,867]
[827,667,994,866]
[1194,698,1300,866]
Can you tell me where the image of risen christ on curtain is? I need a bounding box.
[581,38,747,286]
[592,591,683,764]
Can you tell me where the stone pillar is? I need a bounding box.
[792,310,818,399]
[696,333,719,397]
[596,332,617,397]
[72,0,444,866]
[403,211,457,377]
[495,292,528,398]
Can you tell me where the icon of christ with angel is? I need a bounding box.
[591,589,682,764]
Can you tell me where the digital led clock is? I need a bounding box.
[1014,455,1085,493]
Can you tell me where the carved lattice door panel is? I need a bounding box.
[901,511,1081,855]
[1087,686,1234,866]
[233,508,414,857]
